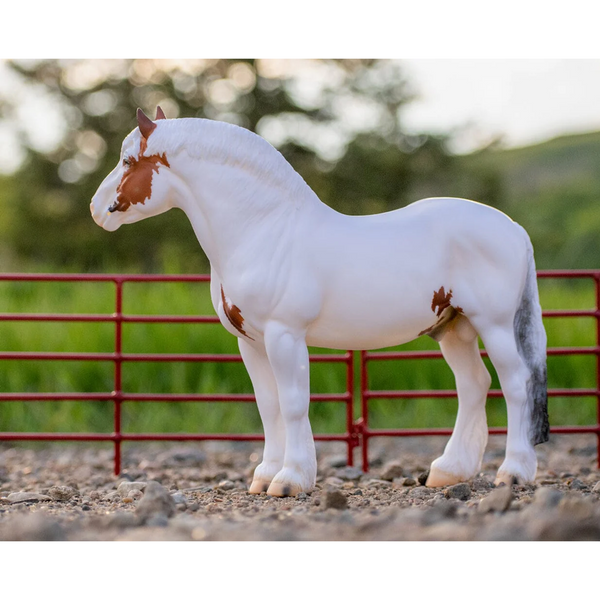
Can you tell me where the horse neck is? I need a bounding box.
[173,155,322,276]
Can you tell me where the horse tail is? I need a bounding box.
[513,225,549,445]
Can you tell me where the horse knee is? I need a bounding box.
[278,389,310,423]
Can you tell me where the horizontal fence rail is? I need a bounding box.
[0,271,599,473]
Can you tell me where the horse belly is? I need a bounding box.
[305,292,434,350]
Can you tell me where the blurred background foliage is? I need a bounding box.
[2,58,597,274]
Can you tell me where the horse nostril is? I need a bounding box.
[108,201,119,213]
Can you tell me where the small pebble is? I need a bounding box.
[117,481,147,498]
[568,479,588,490]
[402,477,417,487]
[381,463,404,481]
[217,480,235,491]
[444,483,471,501]
[171,492,187,506]
[136,481,176,521]
[478,486,513,513]
[7,492,51,504]
[592,481,600,493]
[47,486,77,502]
[324,489,348,510]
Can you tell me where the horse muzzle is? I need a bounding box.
[90,198,123,231]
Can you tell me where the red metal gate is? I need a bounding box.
[0,271,599,473]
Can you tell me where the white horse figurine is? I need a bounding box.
[91,108,549,496]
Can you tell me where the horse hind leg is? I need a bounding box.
[478,227,548,485]
[426,316,492,487]
[477,321,542,485]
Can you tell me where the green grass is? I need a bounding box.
[0,276,598,437]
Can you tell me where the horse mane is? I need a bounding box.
[146,118,318,205]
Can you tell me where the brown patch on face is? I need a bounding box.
[109,120,170,214]
[221,285,254,340]
[431,286,453,317]
[110,143,170,213]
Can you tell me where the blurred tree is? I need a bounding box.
[0,58,496,272]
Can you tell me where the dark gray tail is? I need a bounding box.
[514,227,549,445]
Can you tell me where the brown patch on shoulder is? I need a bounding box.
[221,286,254,340]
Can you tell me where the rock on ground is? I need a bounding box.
[0,434,599,541]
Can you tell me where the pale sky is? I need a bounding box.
[401,59,600,152]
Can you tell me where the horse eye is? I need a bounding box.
[122,157,133,168]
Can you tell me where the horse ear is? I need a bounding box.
[137,108,157,139]
[156,106,167,120]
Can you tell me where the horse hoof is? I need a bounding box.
[494,472,519,487]
[425,466,465,487]
[248,479,271,494]
[266,481,303,497]
[494,453,536,486]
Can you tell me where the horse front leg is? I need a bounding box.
[238,338,286,494]
[262,321,316,497]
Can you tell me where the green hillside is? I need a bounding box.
[469,130,600,197]
[456,130,600,270]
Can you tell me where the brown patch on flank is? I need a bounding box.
[419,287,462,340]
[431,286,453,317]
[418,306,461,340]
[221,286,254,340]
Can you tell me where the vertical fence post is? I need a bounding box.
[359,350,369,471]
[595,274,600,469]
[345,351,355,467]
[113,278,124,475]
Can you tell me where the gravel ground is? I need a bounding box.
[1,434,599,541]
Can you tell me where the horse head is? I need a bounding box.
[90,107,173,231]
